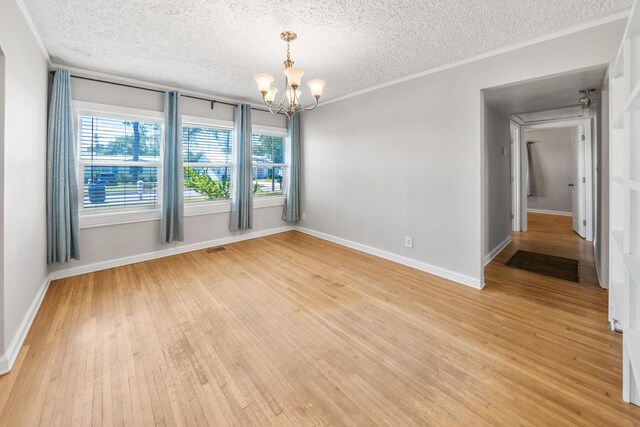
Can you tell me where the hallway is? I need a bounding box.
[486,212,600,289]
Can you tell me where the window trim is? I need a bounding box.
[75,101,164,221]
[182,120,234,206]
[73,103,289,228]
[182,115,233,130]
[80,196,285,228]
[252,130,288,198]
[253,124,288,137]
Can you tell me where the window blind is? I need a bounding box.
[79,115,162,212]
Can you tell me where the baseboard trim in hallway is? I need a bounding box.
[484,236,512,266]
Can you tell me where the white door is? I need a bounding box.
[571,126,586,238]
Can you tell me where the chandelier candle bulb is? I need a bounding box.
[286,88,302,107]
[284,67,304,88]
[254,74,274,94]
[265,86,278,104]
[307,80,326,98]
[254,31,325,117]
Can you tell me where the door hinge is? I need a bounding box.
[582,177,586,183]
[511,214,514,219]
[581,134,585,141]
[583,220,586,226]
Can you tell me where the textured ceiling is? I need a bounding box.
[24,0,631,103]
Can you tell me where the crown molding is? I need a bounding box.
[319,10,630,107]
[14,0,51,64]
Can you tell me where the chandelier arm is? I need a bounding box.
[291,85,316,111]
[299,97,319,111]
[290,94,319,112]
[261,92,289,115]
[274,102,286,114]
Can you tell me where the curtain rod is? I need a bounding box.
[49,71,275,113]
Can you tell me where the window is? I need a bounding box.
[183,125,233,203]
[78,114,162,213]
[252,133,286,197]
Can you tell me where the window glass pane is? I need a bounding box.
[184,166,231,202]
[82,165,158,211]
[253,166,284,197]
[252,134,284,164]
[80,116,161,162]
[183,125,233,203]
[183,126,232,163]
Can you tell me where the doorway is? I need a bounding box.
[482,65,607,287]
[514,119,594,241]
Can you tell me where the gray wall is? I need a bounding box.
[0,0,50,355]
[483,105,511,259]
[299,20,624,287]
[526,127,574,213]
[49,77,289,273]
[596,91,609,287]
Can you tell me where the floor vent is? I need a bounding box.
[204,246,226,254]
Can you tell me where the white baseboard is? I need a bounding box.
[527,208,573,217]
[49,226,295,281]
[0,276,50,375]
[4,224,483,376]
[484,236,512,266]
[294,227,482,290]
[0,226,295,376]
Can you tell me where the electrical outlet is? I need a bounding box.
[405,236,413,248]
[302,212,307,220]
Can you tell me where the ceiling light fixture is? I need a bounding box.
[254,31,325,118]
[578,88,595,109]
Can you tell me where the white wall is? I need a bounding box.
[0,48,5,351]
[48,77,290,274]
[0,0,49,357]
[483,105,511,259]
[299,19,625,288]
[525,127,574,213]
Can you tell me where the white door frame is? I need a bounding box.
[516,117,594,241]
[510,121,522,232]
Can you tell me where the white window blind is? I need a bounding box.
[183,125,233,203]
[79,115,162,213]
[252,133,286,197]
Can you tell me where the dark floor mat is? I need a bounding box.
[506,250,579,282]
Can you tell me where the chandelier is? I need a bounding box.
[254,31,326,117]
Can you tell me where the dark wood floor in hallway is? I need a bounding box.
[0,214,639,425]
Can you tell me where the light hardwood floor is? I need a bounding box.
[1,214,639,425]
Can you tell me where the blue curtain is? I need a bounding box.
[161,91,184,243]
[282,114,301,222]
[47,69,80,263]
[230,104,253,230]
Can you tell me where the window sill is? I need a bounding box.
[79,196,286,229]
[79,208,161,229]
[254,195,286,209]
[184,196,285,217]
